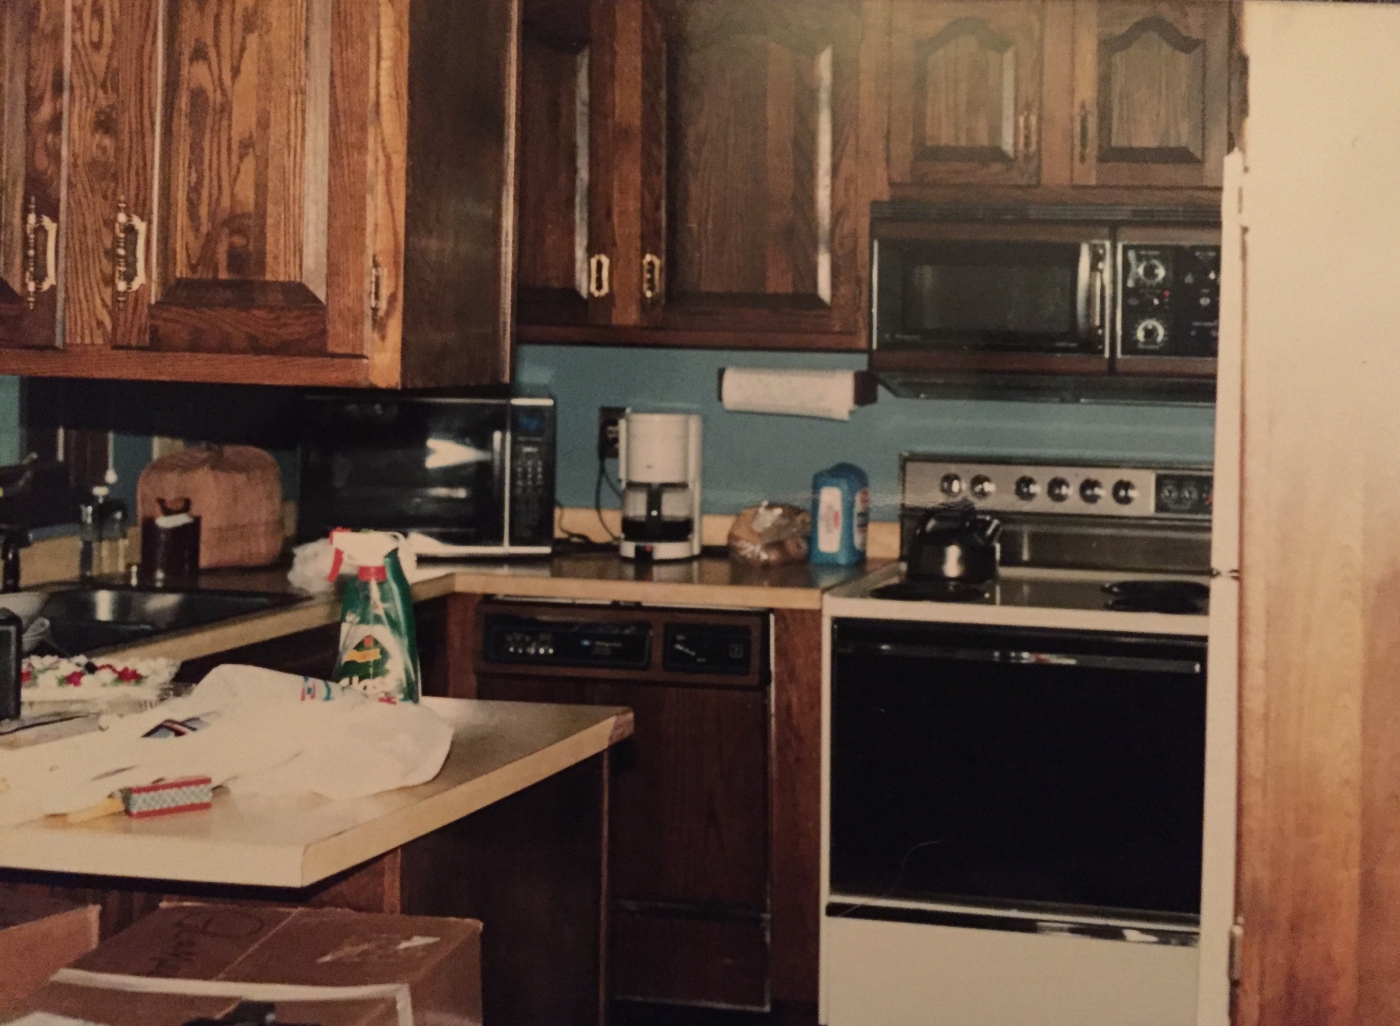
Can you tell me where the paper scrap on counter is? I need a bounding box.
[720,367,866,421]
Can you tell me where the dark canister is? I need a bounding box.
[0,608,22,721]
[141,497,202,585]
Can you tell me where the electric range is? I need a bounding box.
[820,457,1216,1026]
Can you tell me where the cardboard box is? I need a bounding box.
[0,904,482,1026]
[0,894,101,1007]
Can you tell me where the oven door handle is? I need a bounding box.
[841,642,1202,676]
[1076,242,1108,352]
[490,429,505,499]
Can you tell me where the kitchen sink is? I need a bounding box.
[36,587,304,656]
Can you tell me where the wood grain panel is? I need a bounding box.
[110,0,159,349]
[516,32,585,298]
[323,0,378,361]
[63,0,119,348]
[161,0,317,286]
[1071,0,1228,188]
[769,607,822,1004]
[0,0,65,349]
[661,0,860,337]
[1233,12,1400,1021]
[610,909,769,1008]
[397,0,518,388]
[888,1,1043,188]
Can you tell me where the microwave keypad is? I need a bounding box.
[1119,245,1220,358]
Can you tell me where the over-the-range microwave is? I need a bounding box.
[870,203,1221,401]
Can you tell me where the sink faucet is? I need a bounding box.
[0,525,30,593]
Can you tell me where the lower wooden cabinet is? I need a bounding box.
[477,638,772,1009]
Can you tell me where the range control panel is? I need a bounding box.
[902,458,1212,521]
[1118,243,1221,358]
[483,616,652,669]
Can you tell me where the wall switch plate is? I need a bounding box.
[598,407,626,461]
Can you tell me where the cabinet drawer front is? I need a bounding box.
[611,908,769,1010]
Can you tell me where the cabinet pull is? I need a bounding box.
[370,258,385,319]
[1026,109,1038,157]
[1078,102,1090,164]
[642,253,662,300]
[588,253,611,298]
[23,196,57,309]
[113,197,148,303]
[1016,113,1025,158]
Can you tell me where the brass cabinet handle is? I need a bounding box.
[588,253,611,298]
[642,253,662,300]
[370,258,385,319]
[113,197,148,303]
[23,196,57,309]
[1079,102,1090,164]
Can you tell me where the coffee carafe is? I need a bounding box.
[618,412,703,561]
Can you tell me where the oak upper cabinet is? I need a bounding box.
[0,0,67,351]
[888,2,1045,187]
[0,0,521,388]
[1071,0,1229,189]
[515,0,864,349]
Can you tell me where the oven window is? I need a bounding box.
[829,620,1206,921]
[876,240,1089,352]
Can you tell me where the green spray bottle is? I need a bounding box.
[328,530,421,704]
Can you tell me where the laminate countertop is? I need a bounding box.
[0,698,632,889]
[87,552,881,663]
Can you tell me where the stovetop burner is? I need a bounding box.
[1102,580,1210,615]
[869,578,990,603]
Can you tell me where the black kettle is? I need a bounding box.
[906,505,1003,584]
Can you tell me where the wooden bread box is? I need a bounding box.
[137,446,284,568]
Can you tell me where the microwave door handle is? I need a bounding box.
[491,430,505,499]
[1076,243,1108,352]
[1076,243,1093,341]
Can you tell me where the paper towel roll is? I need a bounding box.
[720,368,872,421]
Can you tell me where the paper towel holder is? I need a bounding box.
[716,368,879,406]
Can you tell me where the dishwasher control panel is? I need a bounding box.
[482,615,652,669]
[477,603,769,686]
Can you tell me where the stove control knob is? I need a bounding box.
[1047,477,1071,503]
[970,474,995,499]
[1080,479,1104,504]
[940,473,963,497]
[1112,480,1138,505]
[1014,476,1039,500]
[1134,318,1167,349]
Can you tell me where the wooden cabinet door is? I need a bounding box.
[658,0,861,340]
[140,0,380,365]
[888,1,1044,187]
[514,12,590,328]
[0,0,66,350]
[1071,0,1228,188]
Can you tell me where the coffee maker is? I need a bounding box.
[618,412,703,561]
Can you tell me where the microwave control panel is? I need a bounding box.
[508,402,555,547]
[1118,244,1221,358]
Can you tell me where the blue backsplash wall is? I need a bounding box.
[5,349,1216,523]
[516,345,1217,519]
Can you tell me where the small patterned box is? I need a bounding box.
[120,776,214,818]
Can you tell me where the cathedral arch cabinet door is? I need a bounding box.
[888,1,1045,187]
[1071,0,1229,189]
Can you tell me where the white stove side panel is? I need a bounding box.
[823,915,1198,1026]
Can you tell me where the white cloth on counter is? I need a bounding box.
[720,367,865,421]
[287,538,454,594]
[0,665,453,827]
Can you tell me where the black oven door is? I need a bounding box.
[829,618,1206,923]
[872,222,1113,374]
[298,396,509,545]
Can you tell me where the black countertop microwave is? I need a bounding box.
[870,203,1222,401]
[297,387,555,556]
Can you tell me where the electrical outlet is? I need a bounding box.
[597,407,626,460]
